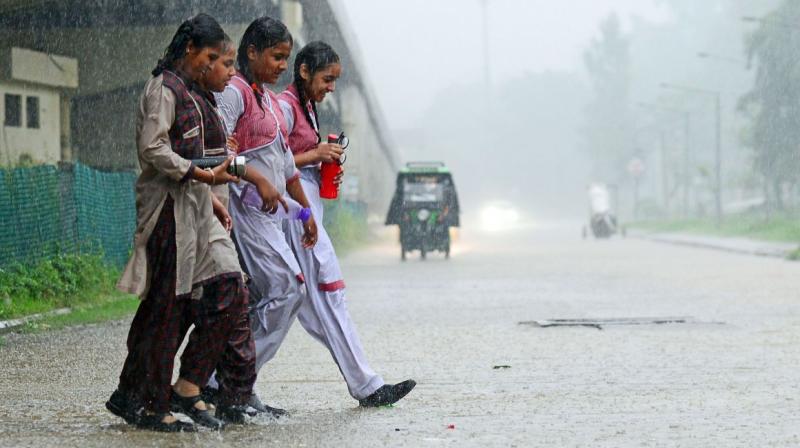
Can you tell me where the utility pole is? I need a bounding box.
[683,111,690,219]
[697,51,745,224]
[714,92,721,226]
[660,130,669,214]
[480,0,490,92]
[661,82,722,225]
[637,102,691,219]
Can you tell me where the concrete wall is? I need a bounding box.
[6,47,78,89]
[335,85,396,218]
[299,0,402,215]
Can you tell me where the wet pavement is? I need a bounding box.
[1,223,799,447]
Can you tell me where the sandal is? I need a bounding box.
[136,413,196,432]
[170,392,225,430]
[200,387,219,406]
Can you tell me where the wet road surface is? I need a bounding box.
[1,223,799,447]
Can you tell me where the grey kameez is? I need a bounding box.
[117,75,242,299]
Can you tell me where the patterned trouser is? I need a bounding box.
[117,197,255,413]
[179,279,256,407]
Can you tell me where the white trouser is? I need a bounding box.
[285,174,384,400]
[295,258,384,400]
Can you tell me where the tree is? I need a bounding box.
[582,14,635,181]
[739,0,800,209]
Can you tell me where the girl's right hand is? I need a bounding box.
[256,178,288,214]
[314,143,343,163]
[226,135,240,153]
[211,156,241,185]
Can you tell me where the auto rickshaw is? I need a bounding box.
[386,162,460,260]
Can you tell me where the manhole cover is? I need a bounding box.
[519,316,723,330]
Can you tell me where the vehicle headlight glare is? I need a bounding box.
[417,209,430,221]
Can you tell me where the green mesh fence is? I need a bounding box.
[0,163,136,268]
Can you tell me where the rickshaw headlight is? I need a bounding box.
[417,209,431,221]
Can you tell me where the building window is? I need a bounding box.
[26,96,40,129]
[4,94,21,127]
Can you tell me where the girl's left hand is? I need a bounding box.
[302,216,318,249]
[212,196,232,232]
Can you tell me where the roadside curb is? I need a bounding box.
[0,308,72,334]
[629,230,799,260]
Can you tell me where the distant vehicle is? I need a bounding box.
[583,183,623,239]
[386,162,460,260]
[479,200,521,233]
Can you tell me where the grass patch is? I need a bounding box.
[324,200,370,255]
[19,292,138,333]
[0,252,121,321]
[630,213,800,243]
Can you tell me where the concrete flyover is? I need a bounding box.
[0,0,400,216]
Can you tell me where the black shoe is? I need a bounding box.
[170,392,225,430]
[358,380,417,407]
[216,404,249,425]
[247,393,288,418]
[136,413,197,433]
[105,389,141,425]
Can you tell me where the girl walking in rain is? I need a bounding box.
[107,14,274,431]
[208,15,317,416]
[278,41,415,407]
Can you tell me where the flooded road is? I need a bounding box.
[1,224,799,447]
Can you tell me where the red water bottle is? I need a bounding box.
[320,133,342,199]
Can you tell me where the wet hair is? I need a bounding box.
[222,33,234,51]
[237,16,293,109]
[152,13,226,77]
[293,41,340,142]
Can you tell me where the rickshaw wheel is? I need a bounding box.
[401,245,406,261]
[420,243,427,260]
[444,238,451,259]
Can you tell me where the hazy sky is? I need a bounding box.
[339,0,671,128]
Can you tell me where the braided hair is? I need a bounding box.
[152,14,226,77]
[293,41,340,143]
[237,16,293,109]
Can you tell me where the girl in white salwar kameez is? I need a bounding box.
[278,41,415,407]
[208,16,317,416]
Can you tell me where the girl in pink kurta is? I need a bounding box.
[279,41,415,407]
[208,16,318,416]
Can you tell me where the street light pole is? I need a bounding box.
[638,102,692,218]
[660,82,722,226]
[682,111,691,219]
[660,130,669,213]
[714,92,721,226]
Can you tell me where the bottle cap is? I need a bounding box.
[327,133,339,143]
